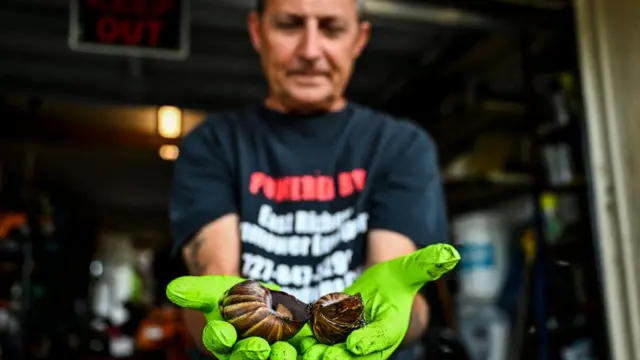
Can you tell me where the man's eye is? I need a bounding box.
[319,19,347,34]
[276,22,301,29]
[322,26,346,36]
[275,16,305,29]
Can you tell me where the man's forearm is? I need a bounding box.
[183,234,208,275]
[181,235,213,354]
[401,293,430,346]
[179,217,242,355]
[181,215,242,276]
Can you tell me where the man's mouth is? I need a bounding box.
[289,72,327,84]
[289,71,326,78]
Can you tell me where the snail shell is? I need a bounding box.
[219,280,310,344]
[309,292,366,345]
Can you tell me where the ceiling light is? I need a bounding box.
[158,144,179,161]
[157,106,182,139]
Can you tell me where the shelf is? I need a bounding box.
[445,175,585,215]
[446,177,531,215]
[439,104,529,144]
[434,98,549,165]
[537,121,581,144]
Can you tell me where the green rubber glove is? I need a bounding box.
[299,243,460,360]
[166,275,298,360]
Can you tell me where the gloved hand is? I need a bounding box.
[298,243,460,360]
[166,275,298,360]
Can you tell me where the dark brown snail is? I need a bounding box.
[219,280,310,344]
[308,292,367,345]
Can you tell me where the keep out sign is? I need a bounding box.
[69,0,190,59]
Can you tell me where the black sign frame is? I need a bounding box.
[68,0,190,60]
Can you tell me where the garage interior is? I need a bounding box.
[0,0,610,359]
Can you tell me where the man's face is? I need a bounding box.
[248,0,370,111]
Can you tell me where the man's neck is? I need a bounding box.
[264,96,347,115]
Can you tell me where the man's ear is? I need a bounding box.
[352,21,371,59]
[248,11,262,52]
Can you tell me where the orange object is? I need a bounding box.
[0,212,27,239]
[135,306,190,360]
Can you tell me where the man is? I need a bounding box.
[169,0,449,358]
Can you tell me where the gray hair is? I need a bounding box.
[255,0,366,19]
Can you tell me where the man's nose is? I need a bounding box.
[298,25,322,61]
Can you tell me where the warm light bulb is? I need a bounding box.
[159,144,179,161]
[157,106,182,139]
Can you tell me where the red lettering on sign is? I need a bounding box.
[146,20,164,46]
[96,17,119,43]
[84,0,172,47]
[119,20,144,45]
[95,17,164,46]
[248,170,366,203]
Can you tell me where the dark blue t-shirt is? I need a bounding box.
[169,102,448,303]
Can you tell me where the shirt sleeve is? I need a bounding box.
[367,124,449,247]
[169,119,237,255]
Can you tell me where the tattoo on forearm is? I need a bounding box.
[184,235,206,275]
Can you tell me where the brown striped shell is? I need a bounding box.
[309,292,366,345]
[219,280,309,344]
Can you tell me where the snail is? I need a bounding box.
[308,292,367,345]
[219,280,310,344]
